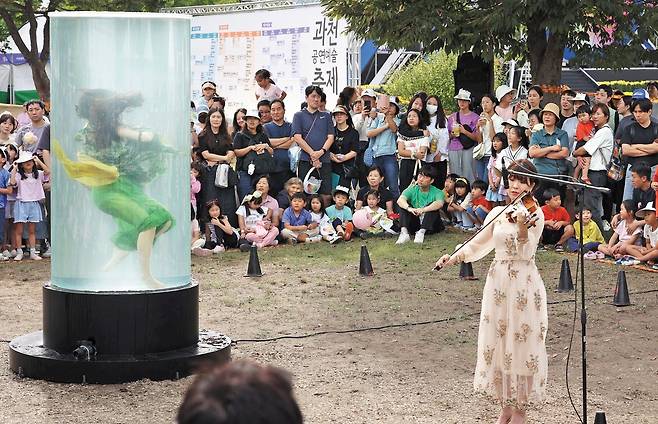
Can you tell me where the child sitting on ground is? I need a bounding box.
[354,166,395,218]
[540,188,575,251]
[440,173,458,224]
[281,192,318,244]
[193,199,238,256]
[466,179,492,228]
[307,194,336,243]
[565,208,605,256]
[236,190,280,250]
[325,185,354,241]
[573,105,595,184]
[599,200,641,259]
[447,177,473,231]
[618,202,658,265]
[353,190,396,238]
[191,161,202,216]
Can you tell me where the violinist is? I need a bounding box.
[435,159,548,424]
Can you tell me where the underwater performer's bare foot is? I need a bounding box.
[102,248,130,272]
[142,274,166,290]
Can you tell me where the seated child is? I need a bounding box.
[353,190,396,238]
[396,165,445,244]
[191,161,202,216]
[599,200,641,259]
[193,199,238,256]
[440,173,458,224]
[325,185,354,241]
[619,201,658,264]
[281,192,318,243]
[307,194,335,243]
[354,166,395,217]
[466,179,492,228]
[236,190,279,250]
[573,105,595,184]
[447,177,473,230]
[540,188,574,251]
[565,208,605,253]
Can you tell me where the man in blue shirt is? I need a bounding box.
[263,99,294,194]
[529,103,570,201]
[291,86,335,205]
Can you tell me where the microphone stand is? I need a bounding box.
[509,168,609,424]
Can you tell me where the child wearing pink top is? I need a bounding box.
[9,152,49,261]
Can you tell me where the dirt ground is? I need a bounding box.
[1,232,657,423]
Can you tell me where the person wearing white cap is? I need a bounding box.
[352,88,379,156]
[233,109,274,201]
[620,201,658,265]
[494,85,516,120]
[446,88,480,182]
[197,80,217,111]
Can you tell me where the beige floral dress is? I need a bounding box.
[453,205,548,409]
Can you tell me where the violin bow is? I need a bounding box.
[433,190,530,271]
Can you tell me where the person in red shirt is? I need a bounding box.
[466,179,492,228]
[540,188,574,251]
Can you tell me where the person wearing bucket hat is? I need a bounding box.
[292,85,335,205]
[233,108,274,201]
[529,103,570,201]
[446,88,480,182]
[9,150,49,261]
[494,85,517,120]
[620,201,658,263]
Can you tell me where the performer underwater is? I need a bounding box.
[54,90,175,289]
[435,159,548,424]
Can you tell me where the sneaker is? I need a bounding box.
[191,238,205,250]
[621,258,640,266]
[212,245,225,253]
[329,235,341,244]
[30,251,42,260]
[41,247,51,258]
[287,238,298,245]
[464,226,478,233]
[602,220,611,232]
[595,251,605,260]
[192,247,213,257]
[344,222,354,241]
[13,250,23,261]
[555,244,565,252]
[413,231,425,244]
[584,251,597,260]
[307,235,322,243]
[4,249,16,259]
[0,255,7,261]
[396,232,411,245]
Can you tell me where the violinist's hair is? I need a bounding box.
[507,159,537,186]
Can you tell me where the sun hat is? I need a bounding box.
[331,105,349,115]
[502,118,519,127]
[333,185,350,197]
[361,88,377,99]
[569,93,588,102]
[201,81,216,90]
[244,109,261,120]
[495,85,517,102]
[540,103,561,120]
[15,150,35,164]
[454,88,472,102]
[241,190,263,204]
[632,88,649,100]
[636,201,656,218]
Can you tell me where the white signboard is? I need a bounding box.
[191,5,348,118]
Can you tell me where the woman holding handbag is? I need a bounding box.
[233,109,274,201]
[446,88,479,182]
[198,107,238,227]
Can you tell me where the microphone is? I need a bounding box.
[502,158,509,189]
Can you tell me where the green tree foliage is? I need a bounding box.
[322,0,658,92]
[384,51,457,106]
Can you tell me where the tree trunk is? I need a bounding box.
[526,18,565,104]
[30,59,50,103]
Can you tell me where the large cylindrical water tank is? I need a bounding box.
[50,12,191,292]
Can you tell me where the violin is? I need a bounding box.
[506,193,540,228]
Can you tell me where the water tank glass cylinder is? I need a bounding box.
[50,12,191,292]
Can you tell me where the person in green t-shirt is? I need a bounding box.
[396,165,445,244]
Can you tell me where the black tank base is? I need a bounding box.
[9,330,231,384]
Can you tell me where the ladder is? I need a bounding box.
[516,62,532,97]
[370,49,420,85]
